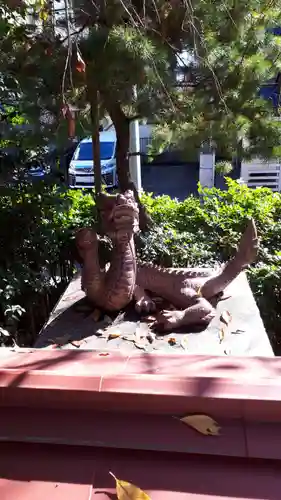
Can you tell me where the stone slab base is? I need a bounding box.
[35,272,273,356]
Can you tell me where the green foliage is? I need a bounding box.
[0,183,96,346]
[1,0,281,170]
[215,161,233,176]
[148,1,281,160]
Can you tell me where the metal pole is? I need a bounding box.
[129,86,142,192]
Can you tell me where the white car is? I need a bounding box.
[68,130,117,189]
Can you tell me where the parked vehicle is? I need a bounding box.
[67,124,160,189]
[68,131,117,189]
[25,163,51,180]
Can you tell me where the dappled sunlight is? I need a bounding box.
[1,442,280,499]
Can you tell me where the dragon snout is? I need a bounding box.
[75,228,97,249]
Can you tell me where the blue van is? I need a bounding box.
[68,131,117,188]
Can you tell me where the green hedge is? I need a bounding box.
[1,179,281,351]
[0,184,96,345]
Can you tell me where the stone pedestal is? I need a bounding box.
[35,272,273,357]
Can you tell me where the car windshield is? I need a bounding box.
[74,141,115,161]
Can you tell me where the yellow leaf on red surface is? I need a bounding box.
[179,414,220,436]
[109,472,151,500]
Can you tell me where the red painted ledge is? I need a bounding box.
[2,442,281,500]
[1,349,281,499]
[0,349,281,421]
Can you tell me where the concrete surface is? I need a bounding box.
[35,272,273,357]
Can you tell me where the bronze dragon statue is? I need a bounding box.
[75,190,258,332]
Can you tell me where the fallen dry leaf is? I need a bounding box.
[168,337,176,346]
[219,327,225,343]
[181,335,188,350]
[109,472,151,500]
[220,310,232,326]
[179,414,220,436]
[108,332,121,340]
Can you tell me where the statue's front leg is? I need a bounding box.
[75,228,104,303]
[102,193,139,311]
[134,285,156,313]
[155,294,215,332]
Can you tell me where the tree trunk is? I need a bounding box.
[103,97,152,231]
[105,98,130,191]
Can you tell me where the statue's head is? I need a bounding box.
[75,227,97,253]
[97,190,139,238]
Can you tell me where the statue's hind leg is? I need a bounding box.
[200,219,258,299]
